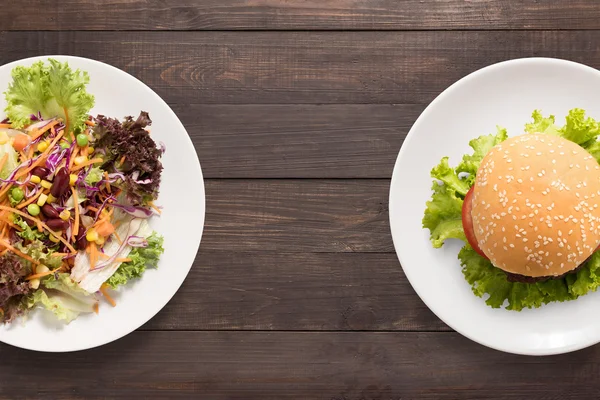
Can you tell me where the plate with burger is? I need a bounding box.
[389,57,600,355]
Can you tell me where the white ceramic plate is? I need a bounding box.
[0,56,205,352]
[389,58,600,356]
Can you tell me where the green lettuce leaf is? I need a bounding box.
[25,273,98,324]
[14,240,62,269]
[524,109,560,136]
[456,127,508,186]
[105,232,164,289]
[0,143,18,180]
[458,245,600,311]
[84,166,104,186]
[525,108,600,149]
[422,182,465,248]
[560,108,600,145]
[24,290,79,323]
[13,216,47,242]
[431,157,469,197]
[4,59,95,133]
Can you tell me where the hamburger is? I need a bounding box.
[423,108,600,310]
[467,133,600,283]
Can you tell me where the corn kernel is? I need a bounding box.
[36,265,50,274]
[29,279,40,289]
[95,236,105,246]
[86,228,98,242]
[88,147,94,153]
[47,194,57,203]
[74,156,88,166]
[49,234,60,243]
[36,141,49,152]
[36,193,48,207]
[59,209,71,221]
[0,131,8,145]
[40,180,52,189]
[30,175,41,184]
[69,174,78,186]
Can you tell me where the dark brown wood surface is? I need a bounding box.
[7,0,600,30]
[1,2,599,399]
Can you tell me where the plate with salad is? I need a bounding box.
[389,58,600,355]
[0,56,204,352]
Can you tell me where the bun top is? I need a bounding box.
[471,133,600,277]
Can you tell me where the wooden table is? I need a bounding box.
[2,1,600,399]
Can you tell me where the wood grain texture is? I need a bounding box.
[6,0,600,31]
[3,31,600,104]
[0,331,595,399]
[181,104,416,178]
[202,179,392,252]
[140,251,448,332]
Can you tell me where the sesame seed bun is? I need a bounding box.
[471,133,600,277]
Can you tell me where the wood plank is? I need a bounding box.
[181,104,416,178]
[141,251,448,332]
[6,1,600,31]
[0,331,595,399]
[202,179,393,252]
[2,31,600,104]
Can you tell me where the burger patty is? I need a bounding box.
[504,262,587,283]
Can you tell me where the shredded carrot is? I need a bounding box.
[29,120,59,141]
[85,120,95,127]
[0,218,22,231]
[119,155,126,165]
[16,189,44,209]
[12,130,64,182]
[89,242,97,270]
[27,144,34,160]
[0,248,8,257]
[0,205,76,253]
[0,130,63,199]
[0,154,8,173]
[19,151,27,162]
[113,230,122,245]
[93,303,99,314]
[97,252,110,259]
[0,224,7,239]
[0,239,40,265]
[104,171,111,193]
[25,266,63,281]
[115,257,131,263]
[71,158,103,172]
[100,284,116,307]
[72,187,79,241]
[0,124,12,129]
[148,201,162,215]
[86,205,99,213]
[69,146,79,169]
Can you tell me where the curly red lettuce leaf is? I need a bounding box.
[91,111,163,205]
[0,253,32,323]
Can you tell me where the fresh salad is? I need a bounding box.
[0,59,164,324]
[423,108,600,311]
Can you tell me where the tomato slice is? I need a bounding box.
[462,186,489,259]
